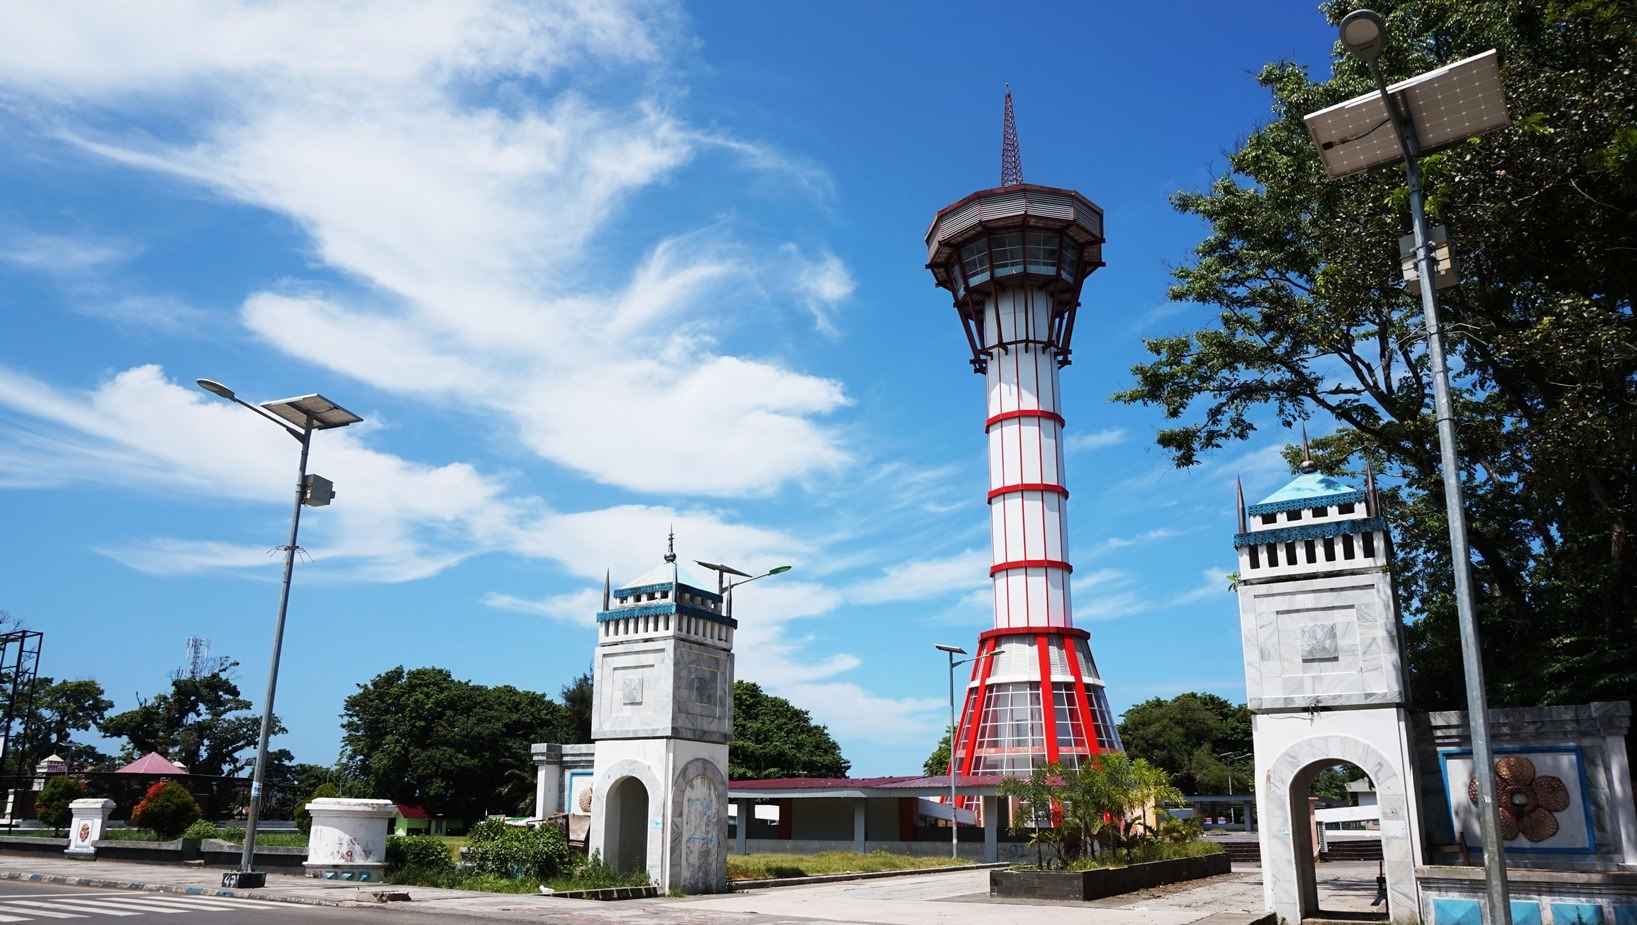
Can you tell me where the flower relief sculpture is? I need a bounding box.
[1468,755,1571,842]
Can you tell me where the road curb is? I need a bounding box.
[0,870,343,907]
[731,861,1011,890]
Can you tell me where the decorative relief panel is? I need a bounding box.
[1301,622,1340,662]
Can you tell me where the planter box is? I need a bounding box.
[991,852,1231,901]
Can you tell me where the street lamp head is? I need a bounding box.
[934,643,967,655]
[1340,9,1387,66]
[196,378,236,400]
[766,565,792,576]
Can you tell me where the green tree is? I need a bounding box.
[100,662,278,777]
[294,782,340,835]
[729,681,850,780]
[1117,693,1252,793]
[12,678,113,770]
[339,666,571,821]
[35,775,84,831]
[1115,0,1637,711]
[559,668,593,744]
[1309,766,1353,803]
[922,728,953,777]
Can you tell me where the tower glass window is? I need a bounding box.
[1026,232,1059,274]
[960,240,991,286]
[990,232,1024,277]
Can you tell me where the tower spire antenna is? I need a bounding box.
[1001,85,1024,186]
[664,527,676,563]
[1299,426,1318,473]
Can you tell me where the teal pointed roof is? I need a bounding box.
[1246,472,1365,517]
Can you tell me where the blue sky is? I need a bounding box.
[0,1,1340,777]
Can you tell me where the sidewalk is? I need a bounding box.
[0,855,1313,925]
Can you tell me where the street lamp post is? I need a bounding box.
[1217,751,1251,797]
[1218,750,1251,829]
[197,379,360,890]
[934,643,999,858]
[1305,13,1512,924]
[695,561,792,621]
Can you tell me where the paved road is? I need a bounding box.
[0,880,396,925]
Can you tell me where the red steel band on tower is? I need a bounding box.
[924,93,1121,780]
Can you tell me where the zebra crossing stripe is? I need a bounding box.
[0,903,87,918]
[122,895,275,911]
[5,899,142,917]
[0,911,41,923]
[55,897,193,914]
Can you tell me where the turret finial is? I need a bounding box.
[664,527,676,564]
[1299,427,1318,474]
[1236,475,1247,533]
[602,570,611,611]
[1001,86,1024,186]
[1365,464,1379,517]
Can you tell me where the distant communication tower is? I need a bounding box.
[185,636,212,679]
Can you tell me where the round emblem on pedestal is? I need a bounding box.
[77,822,91,843]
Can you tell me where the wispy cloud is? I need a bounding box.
[1065,427,1128,454]
[1166,567,1235,606]
[844,549,989,605]
[0,1,856,498]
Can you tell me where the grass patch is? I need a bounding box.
[0,830,62,839]
[728,851,973,881]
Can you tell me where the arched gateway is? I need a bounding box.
[1234,459,1424,923]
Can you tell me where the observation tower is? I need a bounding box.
[925,91,1121,776]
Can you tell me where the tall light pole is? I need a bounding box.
[197,379,360,890]
[934,643,998,858]
[1305,13,1512,924]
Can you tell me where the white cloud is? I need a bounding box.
[844,549,989,605]
[0,0,856,498]
[1086,528,1182,557]
[1167,567,1235,606]
[1064,427,1128,454]
[483,588,601,625]
[0,231,134,272]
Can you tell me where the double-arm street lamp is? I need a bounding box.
[934,643,999,858]
[694,561,791,621]
[1303,12,1512,924]
[1217,750,1251,797]
[196,379,360,890]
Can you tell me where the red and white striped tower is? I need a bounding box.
[924,91,1121,776]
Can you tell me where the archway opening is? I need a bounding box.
[1292,759,1388,922]
[606,775,650,876]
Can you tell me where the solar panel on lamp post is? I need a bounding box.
[935,643,998,858]
[197,379,361,890]
[1305,14,1511,925]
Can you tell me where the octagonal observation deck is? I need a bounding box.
[925,183,1106,372]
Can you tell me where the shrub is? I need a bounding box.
[36,776,86,831]
[294,783,340,835]
[462,819,574,881]
[386,834,455,876]
[130,781,200,839]
[180,819,220,841]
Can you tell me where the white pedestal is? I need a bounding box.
[304,798,396,882]
[65,798,115,858]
